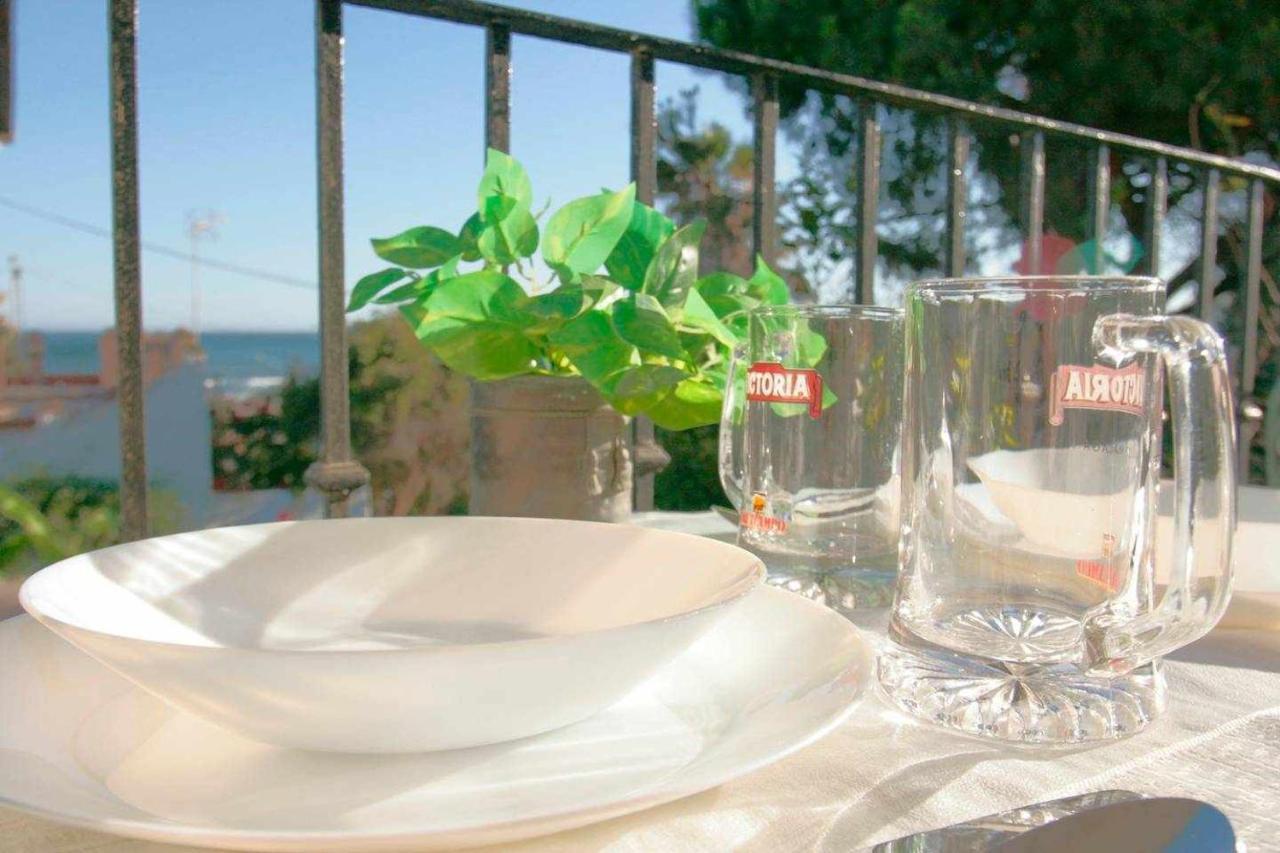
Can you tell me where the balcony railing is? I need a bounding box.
[83,0,1280,534]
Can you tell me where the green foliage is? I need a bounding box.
[350,149,800,431]
[0,477,184,576]
[213,316,469,516]
[654,424,729,511]
[690,0,1279,289]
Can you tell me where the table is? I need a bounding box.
[3,508,1278,852]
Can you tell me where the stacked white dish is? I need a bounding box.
[6,516,870,849]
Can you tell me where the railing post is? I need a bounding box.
[1198,168,1220,320]
[0,0,11,144]
[484,22,511,154]
[306,0,370,517]
[108,0,147,540]
[628,47,668,511]
[1087,144,1111,267]
[1240,178,1265,479]
[1020,130,1045,274]
[751,73,778,266]
[854,100,880,304]
[943,118,969,277]
[1141,156,1168,276]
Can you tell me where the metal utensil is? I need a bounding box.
[870,790,1234,851]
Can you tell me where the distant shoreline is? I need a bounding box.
[28,330,321,384]
[25,328,320,335]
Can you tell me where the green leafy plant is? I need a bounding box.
[0,477,184,576]
[348,149,794,430]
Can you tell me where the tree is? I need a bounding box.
[693,0,1277,282]
[693,0,1280,475]
[657,88,756,278]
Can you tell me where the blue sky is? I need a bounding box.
[0,1,754,331]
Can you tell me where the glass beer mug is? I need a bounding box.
[879,276,1236,745]
[719,305,903,615]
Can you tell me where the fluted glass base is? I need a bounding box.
[878,615,1165,745]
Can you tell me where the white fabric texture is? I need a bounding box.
[2,510,1278,852]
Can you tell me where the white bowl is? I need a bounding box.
[968,447,1135,560]
[20,516,764,753]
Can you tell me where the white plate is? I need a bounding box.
[0,586,868,851]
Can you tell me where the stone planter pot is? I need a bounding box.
[469,375,633,522]
[0,576,23,620]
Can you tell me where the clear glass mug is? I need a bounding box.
[879,276,1236,745]
[719,305,904,615]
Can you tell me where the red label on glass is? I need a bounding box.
[746,361,823,419]
[1048,363,1145,425]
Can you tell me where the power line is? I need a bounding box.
[0,195,317,290]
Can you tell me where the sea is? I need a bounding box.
[36,330,319,398]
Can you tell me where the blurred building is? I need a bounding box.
[0,329,215,523]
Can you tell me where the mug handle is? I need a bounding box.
[1084,314,1237,675]
[718,344,747,511]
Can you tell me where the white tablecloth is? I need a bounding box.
[3,509,1278,852]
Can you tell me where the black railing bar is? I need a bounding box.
[1020,131,1045,274]
[854,100,880,305]
[943,118,969,277]
[1198,169,1220,321]
[484,22,510,154]
[751,73,778,266]
[1240,178,1265,478]
[305,0,371,517]
[0,0,12,144]
[629,47,657,511]
[1087,145,1110,250]
[1242,179,1265,397]
[347,0,1280,186]
[108,0,147,540]
[1140,156,1168,276]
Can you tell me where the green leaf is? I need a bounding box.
[542,184,636,276]
[580,274,622,306]
[601,364,687,415]
[680,288,739,348]
[604,200,675,289]
[645,378,724,430]
[373,256,458,305]
[371,226,461,269]
[458,213,484,262]
[474,150,539,264]
[348,268,412,311]
[477,148,533,214]
[408,270,538,380]
[612,292,686,360]
[796,323,829,367]
[478,206,538,266]
[438,255,461,281]
[549,310,637,384]
[412,317,539,380]
[520,285,590,335]
[373,277,427,305]
[421,270,529,326]
[695,272,749,299]
[642,220,706,308]
[746,254,789,304]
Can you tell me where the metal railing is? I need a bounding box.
[0,0,11,145]
[97,0,1278,534]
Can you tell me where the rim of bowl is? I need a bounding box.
[909,274,1163,296]
[18,516,767,655]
